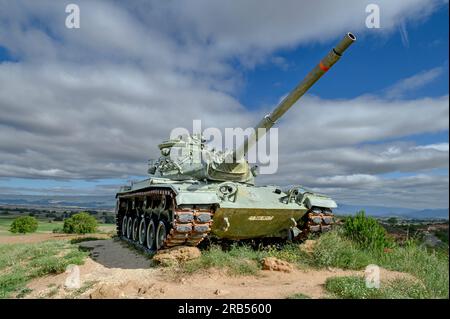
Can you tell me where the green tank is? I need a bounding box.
[116,32,357,251]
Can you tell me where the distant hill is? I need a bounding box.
[0,194,114,210]
[0,194,447,219]
[335,203,448,220]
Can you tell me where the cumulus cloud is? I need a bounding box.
[0,0,448,208]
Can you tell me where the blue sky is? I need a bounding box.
[0,1,448,209]
[240,6,448,104]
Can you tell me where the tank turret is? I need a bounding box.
[148,33,356,184]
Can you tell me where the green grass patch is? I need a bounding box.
[0,240,88,298]
[183,245,262,276]
[307,230,448,298]
[179,230,448,299]
[325,276,428,299]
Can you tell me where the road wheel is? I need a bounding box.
[138,218,146,245]
[146,219,156,250]
[121,216,128,237]
[127,217,133,239]
[132,218,139,241]
[155,220,167,250]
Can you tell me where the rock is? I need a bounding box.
[153,246,202,266]
[261,257,294,273]
[214,289,230,296]
[299,240,316,254]
[89,284,124,299]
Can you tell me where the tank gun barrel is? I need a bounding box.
[233,32,356,160]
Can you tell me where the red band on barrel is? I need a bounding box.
[319,61,329,71]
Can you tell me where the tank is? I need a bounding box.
[115,32,357,251]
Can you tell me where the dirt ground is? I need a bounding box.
[0,232,111,245]
[24,239,413,299]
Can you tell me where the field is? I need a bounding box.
[0,210,448,299]
[0,215,115,236]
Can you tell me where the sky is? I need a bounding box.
[0,0,448,209]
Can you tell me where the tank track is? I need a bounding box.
[165,207,213,247]
[300,206,335,237]
[116,188,214,252]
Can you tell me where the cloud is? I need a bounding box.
[0,0,448,209]
[385,66,445,98]
[399,21,410,48]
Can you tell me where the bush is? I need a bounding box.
[344,211,394,251]
[310,230,372,269]
[63,212,98,234]
[9,216,38,234]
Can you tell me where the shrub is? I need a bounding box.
[310,230,372,269]
[343,211,394,251]
[63,212,98,234]
[9,216,38,234]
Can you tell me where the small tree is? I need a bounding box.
[344,211,394,250]
[63,212,98,234]
[9,216,38,234]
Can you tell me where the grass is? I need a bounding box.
[287,292,311,299]
[0,240,89,298]
[69,280,98,298]
[179,229,448,298]
[180,242,314,276]
[183,245,262,276]
[304,230,449,299]
[325,276,428,299]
